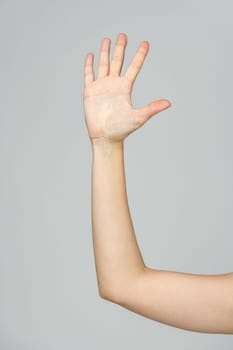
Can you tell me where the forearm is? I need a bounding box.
[91,138,146,300]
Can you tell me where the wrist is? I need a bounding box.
[91,137,124,156]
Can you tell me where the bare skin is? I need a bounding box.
[83,33,233,334]
[83,33,171,144]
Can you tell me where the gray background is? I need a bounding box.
[0,0,233,348]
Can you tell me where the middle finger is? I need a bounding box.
[109,33,128,76]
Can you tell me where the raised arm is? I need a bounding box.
[83,33,233,334]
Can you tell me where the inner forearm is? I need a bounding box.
[91,139,146,300]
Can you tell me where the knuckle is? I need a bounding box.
[131,60,141,70]
[124,75,133,84]
[112,53,123,62]
[116,42,125,49]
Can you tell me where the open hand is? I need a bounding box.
[83,33,171,144]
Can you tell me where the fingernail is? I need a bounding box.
[161,100,171,109]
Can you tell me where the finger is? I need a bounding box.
[84,52,95,87]
[98,38,111,79]
[133,99,171,125]
[124,41,149,86]
[109,33,127,76]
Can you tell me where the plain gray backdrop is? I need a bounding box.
[0,0,233,349]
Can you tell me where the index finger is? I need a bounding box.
[124,41,150,85]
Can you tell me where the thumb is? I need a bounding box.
[133,99,171,125]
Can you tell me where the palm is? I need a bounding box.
[84,75,136,141]
[83,33,171,143]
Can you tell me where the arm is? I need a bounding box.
[91,138,233,334]
[83,33,233,334]
[91,139,146,299]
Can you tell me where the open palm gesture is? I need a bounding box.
[83,33,171,144]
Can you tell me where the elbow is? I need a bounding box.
[98,268,147,304]
[98,285,109,300]
[98,285,125,304]
[99,289,112,301]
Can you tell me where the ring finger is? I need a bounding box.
[97,37,111,79]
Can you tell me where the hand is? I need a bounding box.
[83,33,171,145]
